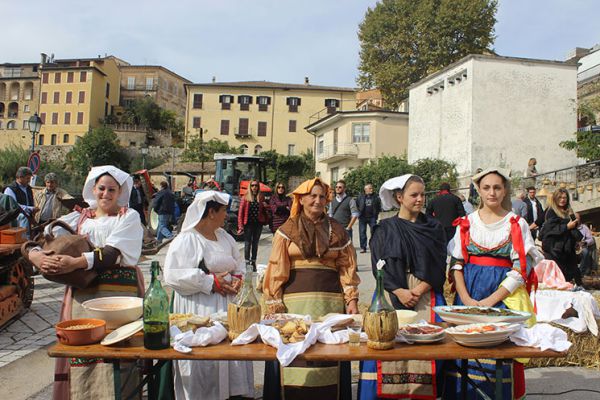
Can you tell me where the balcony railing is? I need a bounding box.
[317,143,358,162]
[234,128,253,138]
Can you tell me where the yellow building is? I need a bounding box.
[306,110,409,185]
[119,65,191,119]
[0,63,41,149]
[184,80,356,156]
[37,56,121,146]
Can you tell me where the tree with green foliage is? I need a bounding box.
[342,155,458,196]
[66,126,129,181]
[0,145,29,186]
[181,137,242,162]
[116,97,185,143]
[357,0,497,107]
[560,89,600,161]
[261,149,315,187]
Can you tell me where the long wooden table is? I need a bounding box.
[48,334,566,400]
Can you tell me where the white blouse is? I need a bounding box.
[448,211,542,293]
[52,209,143,268]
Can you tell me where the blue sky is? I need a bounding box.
[2,0,599,87]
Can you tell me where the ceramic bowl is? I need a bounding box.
[395,310,418,325]
[55,318,106,346]
[82,296,143,329]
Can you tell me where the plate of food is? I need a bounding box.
[433,306,531,325]
[271,318,310,344]
[445,322,520,347]
[261,313,311,325]
[397,323,445,343]
[169,313,212,332]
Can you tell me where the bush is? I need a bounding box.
[0,145,29,187]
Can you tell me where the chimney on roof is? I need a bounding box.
[565,47,591,62]
[40,53,47,64]
[304,76,309,85]
[212,76,216,83]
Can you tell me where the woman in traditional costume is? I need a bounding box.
[262,177,360,400]
[27,165,144,400]
[444,168,541,400]
[164,190,254,400]
[357,174,447,400]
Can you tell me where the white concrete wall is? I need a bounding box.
[409,56,579,177]
[408,60,474,172]
[471,58,578,176]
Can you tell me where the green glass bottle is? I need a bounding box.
[143,261,170,350]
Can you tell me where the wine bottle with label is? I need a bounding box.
[143,261,170,350]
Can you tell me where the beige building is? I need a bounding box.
[0,63,41,149]
[184,80,356,156]
[306,110,409,185]
[37,56,121,146]
[119,65,191,118]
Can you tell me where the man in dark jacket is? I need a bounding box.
[356,183,382,253]
[426,182,465,244]
[153,181,175,243]
[3,167,38,237]
[525,186,545,240]
[129,176,148,225]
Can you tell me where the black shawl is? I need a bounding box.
[370,214,447,309]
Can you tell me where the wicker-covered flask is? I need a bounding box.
[364,260,398,350]
[227,261,261,340]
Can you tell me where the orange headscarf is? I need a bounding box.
[290,177,332,217]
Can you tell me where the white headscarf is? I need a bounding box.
[379,174,414,211]
[82,165,132,209]
[180,190,230,232]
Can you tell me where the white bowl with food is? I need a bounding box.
[82,296,143,329]
[433,306,531,325]
[395,310,418,325]
[445,322,521,347]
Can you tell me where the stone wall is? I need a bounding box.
[37,145,183,166]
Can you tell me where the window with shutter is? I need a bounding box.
[77,112,84,124]
[78,91,85,103]
[220,120,229,135]
[51,134,57,145]
[41,92,47,104]
[38,135,44,145]
[54,73,61,83]
[287,97,300,112]
[40,113,46,124]
[63,134,69,143]
[80,71,87,82]
[289,120,297,132]
[257,121,267,136]
[257,96,270,111]
[67,72,74,83]
[51,113,58,125]
[64,112,71,125]
[53,92,60,104]
[193,117,201,128]
[42,73,49,83]
[238,118,249,136]
[220,95,232,110]
[66,91,72,104]
[193,94,203,109]
[106,83,110,98]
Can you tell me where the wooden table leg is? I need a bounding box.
[460,359,468,400]
[113,359,122,400]
[495,359,504,400]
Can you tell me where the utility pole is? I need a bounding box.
[197,127,204,183]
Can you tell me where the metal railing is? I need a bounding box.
[121,83,159,91]
[317,143,358,161]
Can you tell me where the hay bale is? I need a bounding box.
[526,322,600,370]
[527,293,600,370]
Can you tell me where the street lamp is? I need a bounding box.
[27,113,43,153]
[140,144,149,170]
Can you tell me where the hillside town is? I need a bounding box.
[1,1,600,399]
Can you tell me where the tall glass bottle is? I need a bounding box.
[364,262,398,350]
[227,261,261,340]
[143,261,170,350]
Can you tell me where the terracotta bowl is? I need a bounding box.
[55,318,106,346]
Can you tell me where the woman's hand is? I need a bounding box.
[345,299,358,314]
[477,297,498,308]
[36,253,85,275]
[213,272,238,296]
[53,255,87,274]
[393,288,419,308]
[460,296,481,307]
[567,219,578,230]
